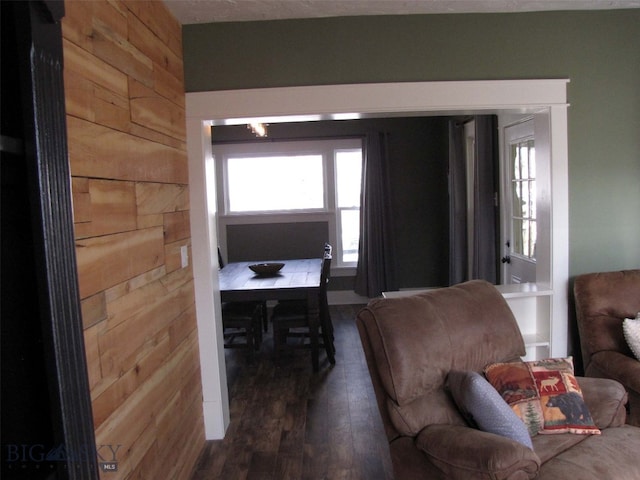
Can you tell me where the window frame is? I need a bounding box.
[213,138,363,269]
[224,150,328,215]
[509,137,537,262]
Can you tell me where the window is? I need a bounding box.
[227,154,324,213]
[214,139,363,267]
[335,149,362,263]
[511,139,536,259]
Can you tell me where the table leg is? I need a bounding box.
[307,290,320,372]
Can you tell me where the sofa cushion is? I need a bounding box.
[485,358,600,436]
[578,376,629,429]
[447,371,533,449]
[536,426,640,480]
[622,314,640,361]
[531,431,588,464]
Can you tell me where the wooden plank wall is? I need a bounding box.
[62,1,204,478]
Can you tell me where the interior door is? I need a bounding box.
[501,118,538,284]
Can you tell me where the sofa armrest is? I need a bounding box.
[415,424,540,480]
[588,351,640,396]
[388,436,448,480]
[578,375,629,428]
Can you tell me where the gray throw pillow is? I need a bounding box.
[447,370,533,449]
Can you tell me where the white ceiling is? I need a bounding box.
[164,0,640,25]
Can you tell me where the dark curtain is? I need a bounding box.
[448,120,468,285]
[354,132,397,298]
[448,116,499,285]
[473,116,499,284]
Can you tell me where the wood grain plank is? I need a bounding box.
[84,323,102,391]
[85,179,137,237]
[63,38,128,98]
[75,226,164,299]
[61,0,96,50]
[102,272,176,333]
[72,176,91,224]
[93,83,131,131]
[129,78,186,140]
[137,213,164,229]
[91,332,171,428]
[248,451,278,479]
[92,0,128,39]
[153,61,186,108]
[127,5,184,82]
[81,292,107,329]
[104,265,166,304]
[128,122,187,150]
[67,116,188,184]
[64,72,95,124]
[126,437,160,480]
[163,210,190,244]
[155,368,202,458]
[65,72,131,132]
[74,222,93,241]
[101,409,157,480]
[168,303,197,350]
[174,409,207,480]
[98,280,195,377]
[95,328,200,453]
[125,0,183,59]
[136,181,189,215]
[92,17,154,88]
[275,454,304,480]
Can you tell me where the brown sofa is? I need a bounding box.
[574,269,640,426]
[357,280,640,480]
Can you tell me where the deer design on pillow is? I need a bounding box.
[540,376,561,392]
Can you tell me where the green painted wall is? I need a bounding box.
[183,10,640,277]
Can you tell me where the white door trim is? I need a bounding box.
[501,116,538,285]
[186,79,570,439]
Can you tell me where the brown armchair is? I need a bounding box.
[574,269,640,426]
[357,280,640,480]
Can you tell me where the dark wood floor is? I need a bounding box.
[190,304,394,480]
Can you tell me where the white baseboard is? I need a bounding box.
[327,290,369,305]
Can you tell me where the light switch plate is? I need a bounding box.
[180,245,189,268]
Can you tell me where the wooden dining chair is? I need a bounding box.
[222,301,263,361]
[218,247,268,332]
[218,247,266,360]
[271,252,336,366]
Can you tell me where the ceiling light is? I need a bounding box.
[248,122,268,137]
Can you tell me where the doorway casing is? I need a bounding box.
[186,79,570,439]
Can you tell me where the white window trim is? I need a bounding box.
[213,138,362,268]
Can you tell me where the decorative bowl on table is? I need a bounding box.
[248,262,285,276]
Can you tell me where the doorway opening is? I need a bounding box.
[186,80,570,439]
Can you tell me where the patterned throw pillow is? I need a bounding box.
[623,313,640,361]
[484,357,600,436]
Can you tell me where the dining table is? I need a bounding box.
[218,258,324,371]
